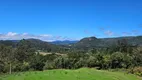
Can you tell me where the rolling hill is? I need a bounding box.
[73,36,142,50]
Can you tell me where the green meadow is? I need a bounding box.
[0,68,141,80]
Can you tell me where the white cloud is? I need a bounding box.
[7,32,18,36]
[104,30,114,36]
[132,30,139,35]
[122,32,132,36]
[122,30,140,36]
[40,34,52,37]
[0,32,76,42]
[22,33,28,36]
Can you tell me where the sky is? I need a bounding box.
[0,0,142,41]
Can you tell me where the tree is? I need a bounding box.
[0,45,15,74]
[87,56,97,68]
[132,47,142,66]
[103,55,111,69]
[74,58,86,68]
[110,52,124,68]
[30,54,45,71]
[0,60,4,73]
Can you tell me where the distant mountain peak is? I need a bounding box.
[89,37,97,40]
[80,37,97,42]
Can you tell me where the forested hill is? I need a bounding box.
[73,36,142,50]
[0,39,66,53]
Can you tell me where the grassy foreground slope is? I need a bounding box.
[0,68,141,80]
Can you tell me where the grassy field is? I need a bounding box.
[0,68,141,80]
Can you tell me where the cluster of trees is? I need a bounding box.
[0,39,142,76]
[44,46,142,69]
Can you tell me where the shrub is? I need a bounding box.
[129,67,142,76]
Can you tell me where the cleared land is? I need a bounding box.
[0,68,141,80]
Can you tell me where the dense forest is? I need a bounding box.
[0,36,142,76]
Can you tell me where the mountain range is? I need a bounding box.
[50,40,78,45]
[0,36,142,52]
